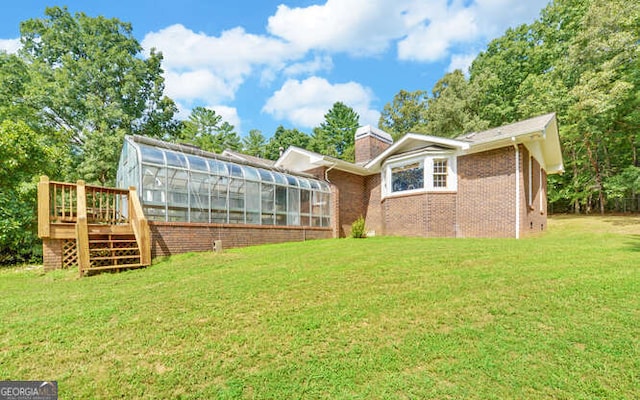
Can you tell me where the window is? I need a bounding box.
[433,159,448,188]
[391,162,424,192]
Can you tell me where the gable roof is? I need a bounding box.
[457,113,563,174]
[275,113,564,176]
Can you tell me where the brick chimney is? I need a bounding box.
[354,125,393,165]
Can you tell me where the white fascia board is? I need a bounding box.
[365,133,469,171]
[275,146,370,175]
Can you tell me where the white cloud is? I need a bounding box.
[142,24,302,107]
[448,52,478,74]
[267,0,408,56]
[0,38,20,54]
[262,77,379,128]
[283,55,333,77]
[207,105,241,131]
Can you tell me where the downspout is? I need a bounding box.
[324,163,336,183]
[513,141,520,239]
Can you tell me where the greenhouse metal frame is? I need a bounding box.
[117,135,332,227]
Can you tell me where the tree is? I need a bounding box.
[378,89,428,140]
[310,102,360,161]
[18,6,178,184]
[424,70,489,138]
[242,129,267,158]
[179,106,241,153]
[264,126,311,160]
[0,120,61,263]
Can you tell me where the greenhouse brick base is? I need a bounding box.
[149,221,332,258]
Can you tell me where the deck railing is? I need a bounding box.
[38,176,151,272]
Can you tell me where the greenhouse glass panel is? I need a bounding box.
[139,144,165,165]
[167,169,188,207]
[166,151,188,168]
[211,175,228,223]
[298,178,311,189]
[189,172,210,222]
[243,165,260,181]
[286,175,299,186]
[258,169,273,182]
[229,164,244,178]
[187,155,209,172]
[272,172,287,185]
[245,181,261,224]
[228,178,245,223]
[208,159,228,176]
[287,187,300,225]
[275,186,287,225]
[261,184,275,225]
[300,189,311,226]
[141,165,166,221]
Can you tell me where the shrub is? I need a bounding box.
[350,216,367,238]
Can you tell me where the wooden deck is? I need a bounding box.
[38,176,151,276]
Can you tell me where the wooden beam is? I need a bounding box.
[76,180,90,276]
[129,186,151,266]
[38,176,50,238]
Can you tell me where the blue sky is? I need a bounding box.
[0,0,549,138]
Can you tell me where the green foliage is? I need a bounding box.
[264,125,311,160]
[424,70,489,138]
[310,101,360,161]
[383,0,640,213]
[179,106,241,153]
[242,129,267,158]
[378,89,429,140]
[1,217,638,397]
[0,120,59,263]
[350,216,367,238]
[19,6,178,184]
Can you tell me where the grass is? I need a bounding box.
[1,215,639,399]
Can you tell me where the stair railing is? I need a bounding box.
[128,186,151,266]
[76,180,91,275]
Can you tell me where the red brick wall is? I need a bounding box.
[382,193,427,236]
[425,193,457,237]
[363,174,383,235]
[326,169,366,237]
[42,238,62,271]
[457,147,517,238]
[149,222,332,258]
[355,135,391,164]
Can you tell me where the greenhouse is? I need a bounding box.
[116,135,332,227]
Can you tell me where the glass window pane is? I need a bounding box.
[167,168,188,206]
[275,186,287,226]
[286,175,299,186]
[142,166,166,205]
[261,184,275,225]
[258,169,274,182]
[229,163,244,178]
[208,159,228,176]
[190,173,209,222]
[391,162,424,192]
[211,176,228,224]
[298,177,311,189]
[309,180,320,190]
[300,189,311,226]
[188,155,209,172]
[228,178,245,223]
[243,165,260,181]
[245,181,260,224]
[165,151,188,168]
[140,144,165,165]
[272,172,287,185]
[288,187,300,225]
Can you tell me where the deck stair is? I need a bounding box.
[37,176,151,276]
[86,230,144,272]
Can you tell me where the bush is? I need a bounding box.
[350,216,367,238]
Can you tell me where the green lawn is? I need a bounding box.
[1,216,638,399]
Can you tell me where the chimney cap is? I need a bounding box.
[355,125,393,144]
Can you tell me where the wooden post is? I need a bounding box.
[37,176,50,238]
[129,186,151,266]
[76,180,90,276]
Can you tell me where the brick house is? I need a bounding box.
[276,112,563,239]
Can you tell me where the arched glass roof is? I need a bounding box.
[116,135,332,227]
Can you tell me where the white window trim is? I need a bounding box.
[382,154,457,199]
